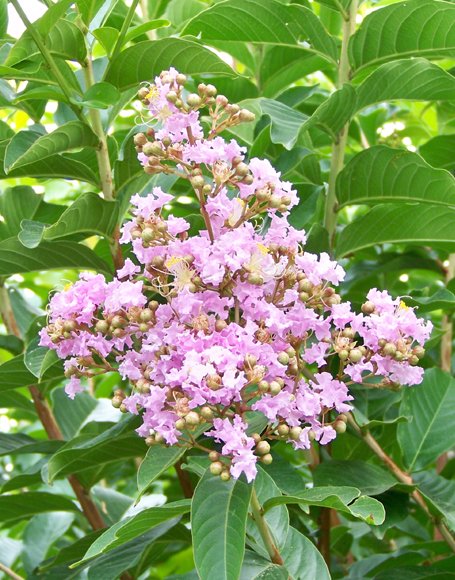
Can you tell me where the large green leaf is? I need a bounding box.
[0,492,79,523]
[240,551,288,579]
[356,59,455,110]
[263,486,385,525]
[398,368,455,471]
[19,193,119,248]
[0,0,7,38]
[414,471,455,531]
[105,38,235,91]
[192,469,252,580]
[0,238,111,277]
[76,500,190,563]
[6,19,87,66]
[5,122,99,172]
[337,146,455,208]
[314,460,400,496]
[349,0,455,73]
[419,134,455,171]
[407,289,455,313]
[137,445,187,497]
[47,420,146,482]
[336,204,455,257]
[281,527,330,580]
[303,83,357,138]
[0,354,63,392]
[0,137,99,184]
[183,0,338,62]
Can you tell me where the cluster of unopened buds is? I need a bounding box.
[41,69,432,483]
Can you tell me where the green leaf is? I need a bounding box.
[0,0,8,38]
[349,0,455,73]
[398,368,455,471]
[19,193,119,249]
[124,19,170,43]
[77,0,113,25]
[192,469,252,580]
[0,334,23,355]
[336,204,455,257]
[92,26,119,54]
[414,471,455,531]
[281,527,330,580]
[105,38,236,91]
[24,336,61,379]
[0,492,79,523]
[47,419,146,482]
[0,186,43,241]
[356,59,455,110]
[314,0,351,17]
[137,445,187,497]
[314,460,400,496]
[5,122,99,173]
[406,289,455,313]
[77,500,190,563]
[76,82,121,109]
[259,98,308,150]
[0,238,111,277]
[240,551,289,579]
[6,20,87,66]
[0,391,34,413]
[0,355,38,391]
[0,433,61,457]
[183,0,338,62]
[0,136,99,184]
[303,83,357,138]
[263,486,385,525]
[337,146,455,208]
[420,134,455,171]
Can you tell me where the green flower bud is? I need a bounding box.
[210,461,223,476]
[261,453,273,465]
[255,441,271,455]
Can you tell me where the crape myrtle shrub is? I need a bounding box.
[0,1,455,579]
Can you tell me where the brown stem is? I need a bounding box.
[318,506,332,568]
[346,415,455,552]
[175,460,194,498]
[0,285,106,531]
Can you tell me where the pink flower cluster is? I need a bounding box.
[40,70,432,483]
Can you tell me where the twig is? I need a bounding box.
[175,459,194,498]
[0,562,23,580]
[346,414,455,552]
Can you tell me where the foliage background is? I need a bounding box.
[1,0,455,578]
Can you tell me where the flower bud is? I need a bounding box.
[261,453,273,465]
[299,292,309,302]
[361,301,376,314]
[255,441,270,455]
[334,420,347,434]
[216,94,228,107]
[220,470,231,481]
[140,308,154,322]
[207,374,222,390]
[95,319,109,334]
[205,84,217,97]
[215,319,227,332]
[185,411,200,426]
[338,349,349,361]
[244,354,258,368]
[145,436,155,446]
[200,406,214,420]
[349,348,363,363]
[176,73,187,85]
[209,451,220,462]
[383,342,397,357]
[235,162,249,176]
[141,228,154,243]
[269,194,282,208]
[210,461,224,476]
[414,346,425,359]
[187,93,202,107]
[277,424,290,437]
[137,87,150,100]
[111,315,126,328]
[226,103,240,115]
[247,273,264,285]
[269,381,282,395]
[175,418,186,430]
[277,352,290,365]
[142,141,162,156]
[289,426,302,440]
[191,175,205,189]
[258,380,269,392]
[256,188,271,203]
[239,109,256,122]
[252,433,261,443]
